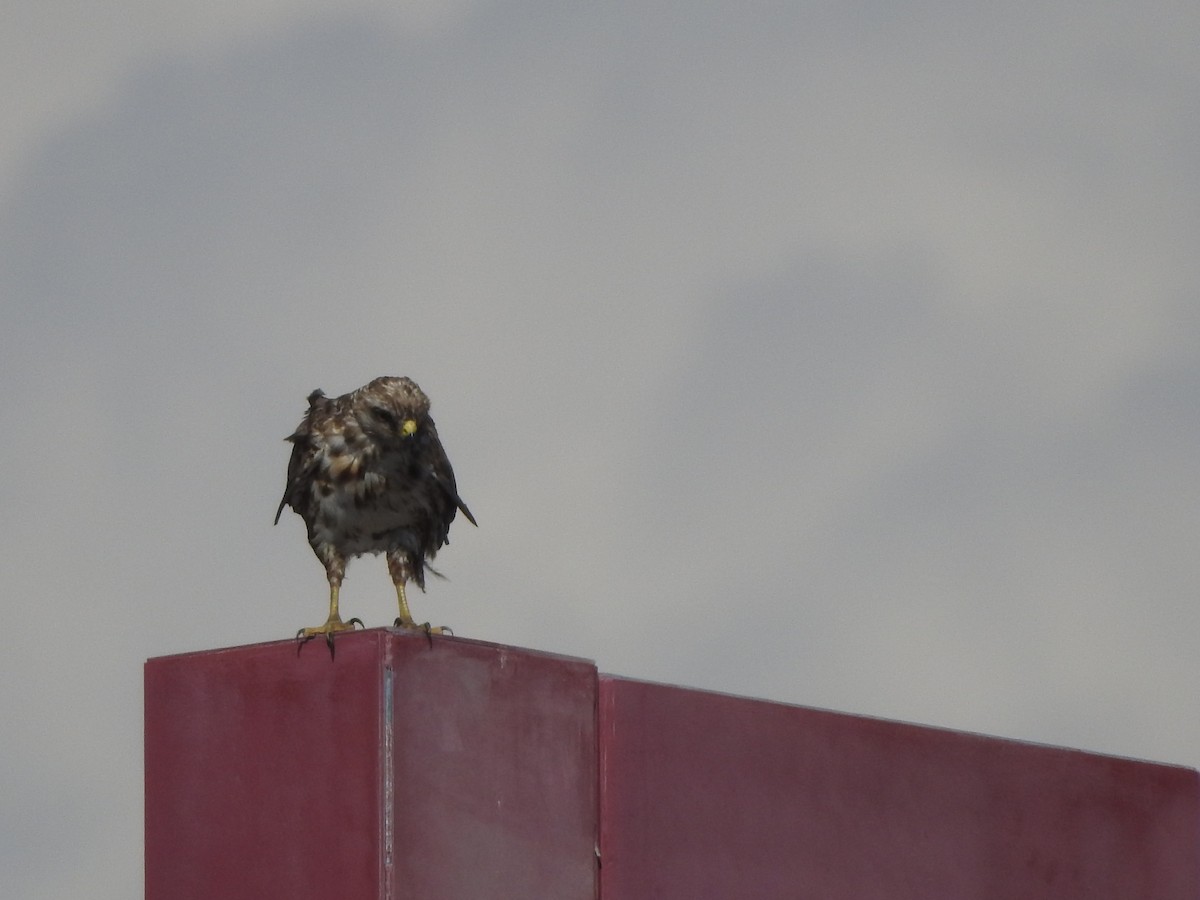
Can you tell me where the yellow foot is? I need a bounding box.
[393,617,453,644]
[296,616,363,656]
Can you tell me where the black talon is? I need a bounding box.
[295,628,339,659]
[295,628,314,655]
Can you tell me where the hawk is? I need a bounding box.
[275,376,476,646]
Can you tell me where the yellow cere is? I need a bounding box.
[401,419,419,436]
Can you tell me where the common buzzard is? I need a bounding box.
[275,376,476,646]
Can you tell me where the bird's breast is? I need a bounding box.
[306,471,426,556]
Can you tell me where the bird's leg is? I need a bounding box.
[297,558,362,647]
[394,578,416,628]
[388,551,450,637]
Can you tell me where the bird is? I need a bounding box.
[274,376,476,647]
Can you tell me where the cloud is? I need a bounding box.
[2,2,1199,895]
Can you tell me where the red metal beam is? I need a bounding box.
[597,675,1200,900]
[145,634,1198,899]
[145,629,598,899]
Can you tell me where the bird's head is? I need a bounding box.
[356,376,432,442]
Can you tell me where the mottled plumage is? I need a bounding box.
[275,376,475,644]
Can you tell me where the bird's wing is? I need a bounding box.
[422,418,477,528]
[274,431,319,524]
[275,390,332,525]
[429,466,477,527]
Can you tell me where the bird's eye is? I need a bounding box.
[371,406,398,428]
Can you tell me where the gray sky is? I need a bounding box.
[3,1,1199,895]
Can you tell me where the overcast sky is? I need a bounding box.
[3,1,1199,895]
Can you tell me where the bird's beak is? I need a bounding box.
[401,418,419,437]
